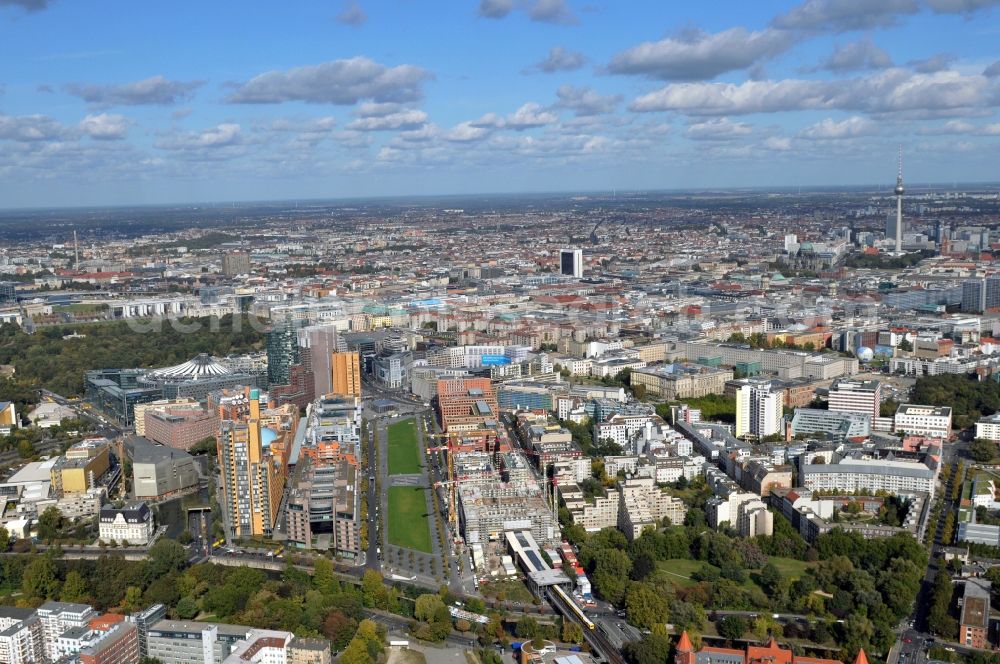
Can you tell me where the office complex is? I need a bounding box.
[437,378,499,432]
[221,251,251,277]
[735,380,782,439]
[286,458,360,557]
[130,436,200,501]
[330,351,362,397]
[559,248,582,278]
[894,404,952,438]
[828,378,881,419]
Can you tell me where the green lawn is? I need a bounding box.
[658,556,814,589]
[768,556,813,580]
[388,486,433,553]
[387,419,421,475]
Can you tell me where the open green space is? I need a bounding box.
[388,486,433,553]
[387,418,421,475]
[658,556,813,589]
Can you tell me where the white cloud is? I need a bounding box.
[528,0,577,25]
[346,109,428,131]
[925,0,1000,13]
[78,113,130,140]
[226,57,433,105]
[630,69,999,116]
[815,38,892,72]
[798,116,875,139]
[607,27,793,81]
[156,123,242,150]
[684,117,753,141]
[771,0,919,32]
[65,75,204,106]
[528,46,587,73]
[554,85,621,115]
[0,113,72,141]
[445,122,493,142]
[505,102,559,129]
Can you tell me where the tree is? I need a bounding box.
[625,583,669,630]
[971,439,997,463]
[36,506,63,541]
[562,620,584,644]
[516,616,539,638]
[361,569,387,609]
[61,569,89,603]
[322,611,358,651]
[718,616,747,641]
[590,548,632,604]
[21,555,59,600]
[176,596,199,620]
[314,557,338,595]
[122,585,144,612]
[340,638,373,664]
[415,594,447,622]
[0,526,9,552]
[623,633,673,664]
[146,538,187,580]
[758,563,782,594]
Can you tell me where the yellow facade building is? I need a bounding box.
[331,352,362,397]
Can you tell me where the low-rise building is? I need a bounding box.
[98,502,155,546]
[894,404,952,439]
[131,436,200,501]
[960,579,991,649]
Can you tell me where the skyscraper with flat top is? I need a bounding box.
[331,352,362,397]
[560,248,582,278]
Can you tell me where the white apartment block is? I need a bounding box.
[594,414,664,449]
[802,456,937,496]
[36,602,97,661]
[559,485,620,532]
[0,609,42,664]
[707,490,761,528]
[976,413,1000,442]
[737,499,773,537]
[551,457,592,484]
[828,378,881,419]
[735,381,783,439]
[617,477,687,539]
[894,404,952,438]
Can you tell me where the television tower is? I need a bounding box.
[894,145,904,254]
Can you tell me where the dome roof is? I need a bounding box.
[147,353,233,381]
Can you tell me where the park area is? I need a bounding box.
[387,418,421,475]
[388,486,433,553]
[659,556,813,590]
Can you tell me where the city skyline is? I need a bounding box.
[1,0,1000,207]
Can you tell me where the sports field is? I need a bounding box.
[387,418,421,475]
[388,486,433,553]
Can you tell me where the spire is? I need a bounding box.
[853,649,870,664]
[677,631,694,653]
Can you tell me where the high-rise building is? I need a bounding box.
[217,390,288,538]
[986,275,1000,311]
[297,324,343,398]
[266,316,305,386]
[828,378,881,420]
[559,248,583,278]
[221,251,251,277]
[331,352,362,397]
[962,279,986,313]
[735,380,782,439]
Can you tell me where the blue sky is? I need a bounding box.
[1,0,999,207]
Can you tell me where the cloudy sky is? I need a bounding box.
[1,0,1000,207]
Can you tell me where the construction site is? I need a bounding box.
[430,377,563,585]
